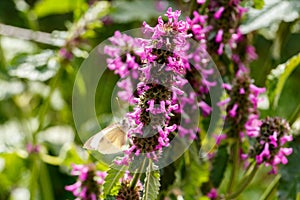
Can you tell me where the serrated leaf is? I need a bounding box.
[103,163,128,196]
[241,0,300,34]
[142,161,161,200]
[210,144,229,188]
[253,0,265,9]
[278,136,300,200]
[267,52,300,109]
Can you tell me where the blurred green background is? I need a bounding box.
[0,0,300,199]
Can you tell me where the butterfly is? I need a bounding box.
[83,123,127,154]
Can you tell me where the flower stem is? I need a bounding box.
[259,174,281,200]
[227,140,240,193]
[130,158,147,189]
[226,164,259,199]
[32,61,63,143]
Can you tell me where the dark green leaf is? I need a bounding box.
[142,161,160,200]
[278,135,300,200]
[104,195,116,200]
[103,163,128,197]
[210,144,229,188]
[266,52,300,109]
[181,145,209,198]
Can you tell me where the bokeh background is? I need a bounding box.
[0,0,300,199]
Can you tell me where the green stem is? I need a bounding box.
[39,162,54,200]
[32,62,63,143]
[226,164,259,199]
[289,103,300,125]
[189,0,199,18]
[227,140,240,193]
[130,158,147,189]
[29,156,41,200]
[259,175,281,200]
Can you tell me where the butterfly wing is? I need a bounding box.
[83,124,126,154]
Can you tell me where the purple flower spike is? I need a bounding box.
[65,164,107,200]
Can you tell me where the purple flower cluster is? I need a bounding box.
[219,71,265,139]
[252,117,293,174]
[116,171,143,200]
[65,164,107,200]
[105,8,206,165]
[189,0,256,74]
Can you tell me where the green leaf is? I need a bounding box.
[59,144,86,167]
[278,135,300,200]
[111,0,161,23]
[241,0,300,33]
[266,52,300,109]
[33,0,87,18]
[253,0,265,9]
[181,145,209,198]
[39,162,54,200]
[142,161,161,200]
[1,152,25,183]
[9,50,59,81]
[103,163,128,196]
[210,144,229,188]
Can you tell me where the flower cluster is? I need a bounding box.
[251,117,293,174]
[205,0,247,55]
[65,164,107,200]
[189,0,256,74]
[219,71,265,139]
[116,172,143,200]
[105,8,204,165]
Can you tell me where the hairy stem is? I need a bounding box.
[259,175,281,200]
[130,158,147,189]
[227,140,240,193]
[226,164,259,199]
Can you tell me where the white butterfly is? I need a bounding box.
[83,123,127,154]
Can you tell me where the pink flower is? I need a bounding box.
[199,101,212,116]
[213,134,227,145]
[269,132,278,148]
[207,188,218,199]
[256,143,270,164]
[280,135,293,145]
[229,103,238,118]
[214,7,225,19]
[197,0,206,4]
[215,29,223,43]
[217,43,224,55]
[65,164,107,200]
